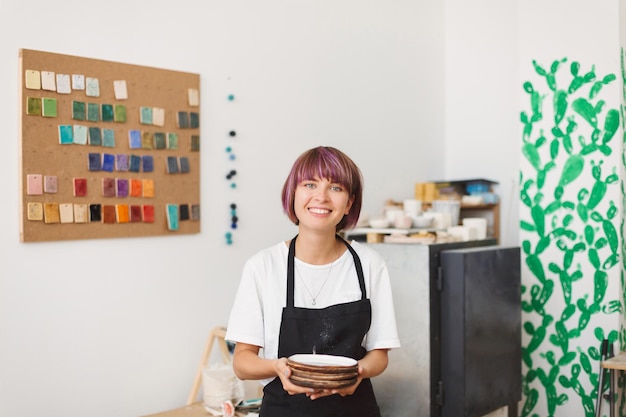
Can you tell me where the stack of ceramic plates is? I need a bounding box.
[287,354,359,389]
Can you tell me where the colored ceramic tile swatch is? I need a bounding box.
[101,104,114,122]
[129,155,141,172]
[179,157,190,173]
[113,80,128,100]
[56,74,71,94]
[27,202,44,221]
[43,203,60,223]
[141,131,153,149]
[40,71,56,91]
[166,204,179,230]
[85,77,100,97]
[102,205,116,224]
[102,129,115,147]
[152,107,165,127]
[101,154,115,172]
[116,178,129,197]
[153,132,166,149]
[74,204,89,223]
[88,127,102,146]
[26,174,43,195]
[166,156,179,174]
[44,175,57,193]
[189,112,199,129]
[191,204,200,221]
[58,125,73,144]
[179,204,190,221]
[73,178,88,196]
[73,125,88,145]
[167,133,178,150]
[177,111,189,128]
[116,154,129,171]
[26,97,41,115]
[188,88,199,106]
[72,74,85,90]
[142,179,154,198]
[190,135,200,151]
[59,203,74,223]
[88,153,102,171]
[115,204,129,223]
[114,105,126,122]
[72,101,86,120]
[101,177,116,197]
[129,205,142,222]
[139,107,152,124]
[25,70,41,89]
[142,204,155,222]
[87,102,100,122]
[89,204,101,222]
[130,179,142,197]
[128,130,142,149]
[42,98,57,117]
[142,155,154,172]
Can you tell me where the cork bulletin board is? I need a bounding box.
[19,49,201,242]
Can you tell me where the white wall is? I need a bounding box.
[0,1,463,416]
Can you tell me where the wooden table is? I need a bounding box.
[141,402,248,417]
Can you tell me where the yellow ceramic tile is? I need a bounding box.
[59,203,74,223]
[27,202,43,221]
[26,97,41,115]
[188,88,199,106]
[41,71,56,91]
[25,70,41,89]
[142,179,155,198]
[74,204,89,223]
[43,203,60,224]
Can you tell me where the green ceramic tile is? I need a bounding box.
[114,105,126,123]
[189,112,199,128]
[167,133,179,150]
[102,129,115,147]
[26,97,41,115]
[101,104,114,122]
[140,107,152,124]
[88,127,102,146]
[153,132,166,149]
[87,103,99,122]
[72,101,86,120]
[190,135,200,152]
[42,98,57,117]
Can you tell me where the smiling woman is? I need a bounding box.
[225,146,401,417]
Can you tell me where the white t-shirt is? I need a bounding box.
[226,240,401,367]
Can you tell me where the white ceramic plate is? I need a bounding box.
[288,354,357,367]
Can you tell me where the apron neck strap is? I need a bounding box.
[286,234,367,307]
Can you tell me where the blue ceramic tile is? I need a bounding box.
[116,154,129,171]
[142,155,154,172]
[129,155,141,173]
[179,156,190,173]
[128,130,142,149]
[58,125,73,144]
[166,156,179,174]
[88,153,102,171]
[102,153,115,172]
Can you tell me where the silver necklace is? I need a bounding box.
[296,253,339,305]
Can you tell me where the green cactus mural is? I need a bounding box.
[520,57,623,417]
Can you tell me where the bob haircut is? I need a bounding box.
[281,146,363,231]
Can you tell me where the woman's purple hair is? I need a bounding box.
[281,146,363,231]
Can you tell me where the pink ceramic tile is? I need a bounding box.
[44,175,58,193]
[26,174,43,195]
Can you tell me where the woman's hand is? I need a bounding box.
[275,357,322,397]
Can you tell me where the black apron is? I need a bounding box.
[259,234,381,417]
